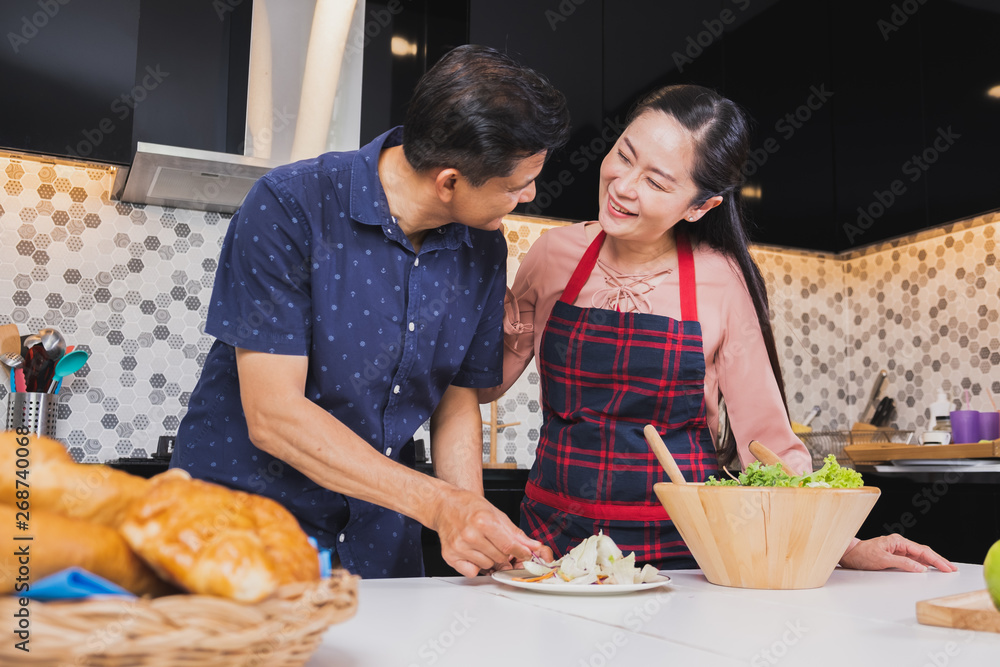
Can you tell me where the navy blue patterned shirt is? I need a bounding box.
[173,127,507,578]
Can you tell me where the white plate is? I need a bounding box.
[893,459,997,466]
[491,569,671,595]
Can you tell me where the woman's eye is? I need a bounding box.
[617,150,631,164]
[648,179,665,191]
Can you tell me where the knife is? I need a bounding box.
[871,396,895,427]
[859,370,887,424]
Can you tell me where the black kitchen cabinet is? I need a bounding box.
[0,0,140,164]
[856,471,1000,565]
[0,0,251,165]
[361,0,1000,251]
[470,0,604,223]
[723,0,838,251]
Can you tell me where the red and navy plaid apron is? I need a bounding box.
[521,229,717,568]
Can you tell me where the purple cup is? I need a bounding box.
[950,410,981,444]
[979,411,1000,442]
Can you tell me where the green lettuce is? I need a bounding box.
[704,454,863,488]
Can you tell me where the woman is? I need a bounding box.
[482,85,953,574]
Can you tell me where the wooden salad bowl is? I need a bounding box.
[653,483,881,589]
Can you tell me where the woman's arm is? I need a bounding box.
[478,232,557,403]
[712,261,812,474]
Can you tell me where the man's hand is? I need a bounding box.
[839,533,957,572]
[429,486,546,577]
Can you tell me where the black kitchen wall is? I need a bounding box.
[360,0,1000,252]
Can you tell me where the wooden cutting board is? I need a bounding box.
[916,590,1000,633]
[846,440,1000,465]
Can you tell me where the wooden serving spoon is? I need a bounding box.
[644,424,687,485]
[748,440,786,468]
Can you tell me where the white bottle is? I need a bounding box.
[929,390,951,424]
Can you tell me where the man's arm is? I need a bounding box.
[235,348,543,576]
[430,385,485,495]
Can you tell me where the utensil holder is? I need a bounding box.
[6,392,57,438]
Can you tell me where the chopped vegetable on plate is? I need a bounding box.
[512,532,660,585]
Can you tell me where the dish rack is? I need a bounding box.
[798,430,915,469]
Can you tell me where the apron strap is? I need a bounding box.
[676,233,697,322]
[559,227,699,323]
[559,230,606,304]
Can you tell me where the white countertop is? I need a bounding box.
[310,564,999,666]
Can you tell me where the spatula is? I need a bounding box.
[0,324,19,386]
[644,424,687,485]
[748,440,786,468]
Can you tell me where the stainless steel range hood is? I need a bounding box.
[112,142,277,213]
[111,0,365,213]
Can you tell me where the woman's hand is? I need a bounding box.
[838,534,957,572]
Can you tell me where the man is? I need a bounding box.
[172,45,571,578]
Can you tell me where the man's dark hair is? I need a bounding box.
[402,44,571,186]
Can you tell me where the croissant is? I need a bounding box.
[0,431,149,527]
[120,470,320,603]
[0,505,176,597]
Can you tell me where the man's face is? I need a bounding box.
[450,151,546,231]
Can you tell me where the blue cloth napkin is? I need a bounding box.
[24,568,136,601]
[308,536,334,578]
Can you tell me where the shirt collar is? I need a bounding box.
[350,126,472,250]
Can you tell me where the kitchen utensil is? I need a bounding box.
[0,353,24,393]
[916,590,1000,633]
[871,396,895,427]
[47,349,89,393]
[859,369,887,424]
[0,323,19,370]
[643,424,686,485]
[653,482,880,589]
[800,429,915,468]
[748,440,786,468]
[22,344,54,393]
[38,327,66,360]
[7,391,57,437]
[22,334,42,354]
[802,405,821,427]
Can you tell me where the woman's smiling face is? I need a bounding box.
[598,110,713,243]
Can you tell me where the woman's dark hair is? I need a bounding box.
[403,44,571,186]
[628,84,788,467]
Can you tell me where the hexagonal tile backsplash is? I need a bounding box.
[2,155,999,467]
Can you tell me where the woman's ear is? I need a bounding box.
[686,195,724,222]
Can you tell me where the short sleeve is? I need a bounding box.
[205,177,314,355]
[451,232,507,388]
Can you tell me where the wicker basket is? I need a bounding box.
[799,430,914,469]
[0,569,358,666]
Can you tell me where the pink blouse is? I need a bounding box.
[484,221,813,475]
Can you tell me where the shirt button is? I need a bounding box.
[386,448,393,457]
[408,322,415,331]
[338,534,345,543]
[414,257,420,267]
[393,385,400,394]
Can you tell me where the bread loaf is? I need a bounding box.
[0,506,176,597]
[0,432,149,527]
[121,471,321,603]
